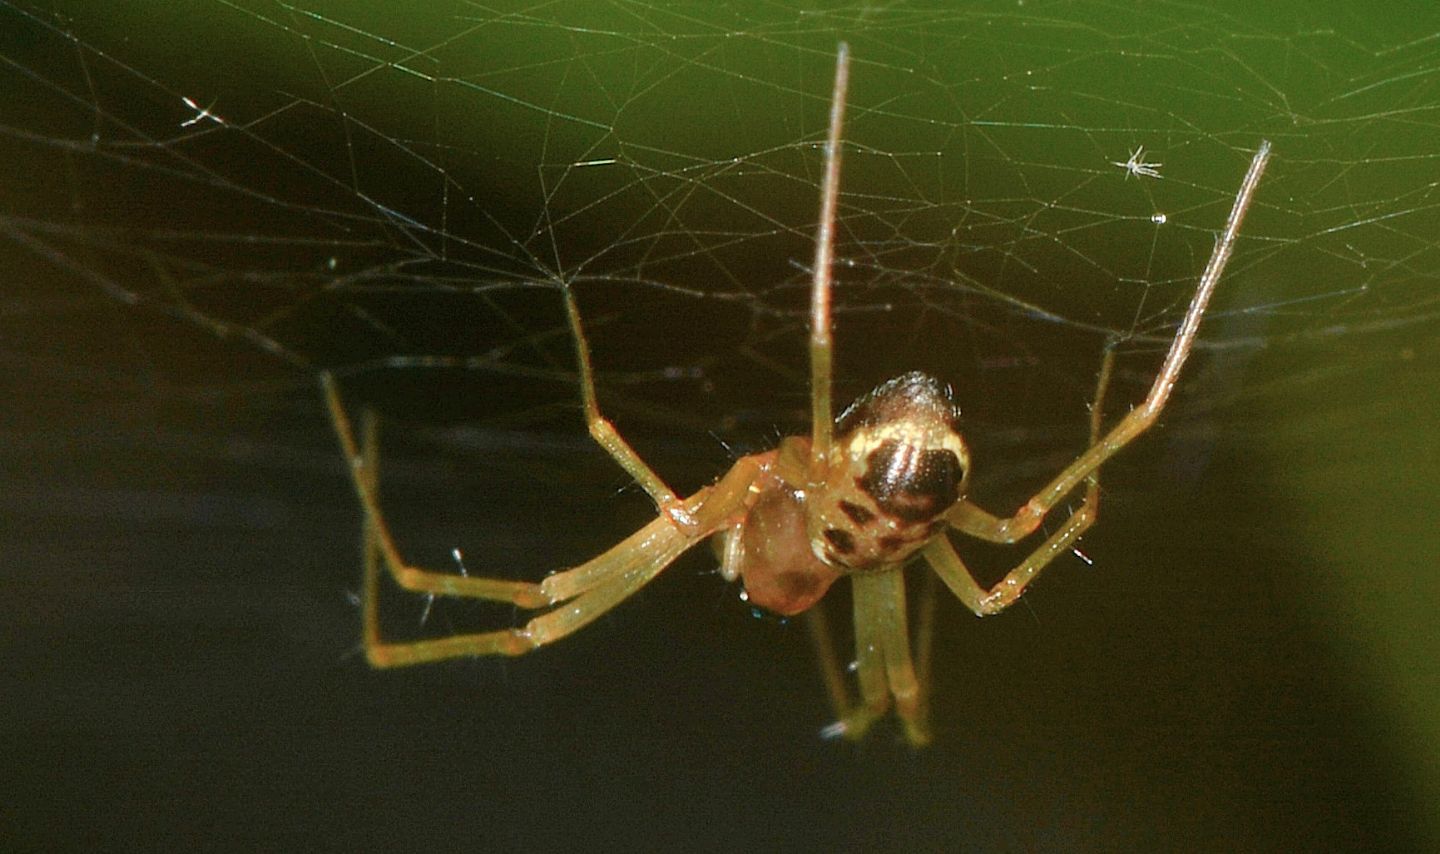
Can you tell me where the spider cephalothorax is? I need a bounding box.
[322,44,1271,746]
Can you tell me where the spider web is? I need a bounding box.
[3,2,1438,846]
[6,1,1434,435]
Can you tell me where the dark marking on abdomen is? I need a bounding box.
[839,500,874,525]
[823,527,856,555]
[877,534,908,551]
[858,440,963,523]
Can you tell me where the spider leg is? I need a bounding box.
[361,510,702,664]
[803,602,855,730]
[811,570,939,745]
[926,499,1095,617]
[326,374,767,664]
[947,140,1270,547]
[921,537,988,614]
[930,346,1111,613]
[324,373,550,609]
[537,453,766,602]
[807,42,849,480]
[562,287,697,530]
[359,459,761,665]
[832,569,931,746]
[912,567,940,712]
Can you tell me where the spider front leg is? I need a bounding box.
[938,139,1267,599]
[931,349,1113,615]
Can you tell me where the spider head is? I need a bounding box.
[809,372,970,570]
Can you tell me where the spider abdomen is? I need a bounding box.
[731,479,843,616]
[810,372,971,570]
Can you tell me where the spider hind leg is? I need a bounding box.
[322,373,762,666]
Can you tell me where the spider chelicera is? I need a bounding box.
[322,44,1271,746]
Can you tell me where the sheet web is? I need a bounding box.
[3,1,1438,454]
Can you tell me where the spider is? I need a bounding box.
[321,44,1271,746]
